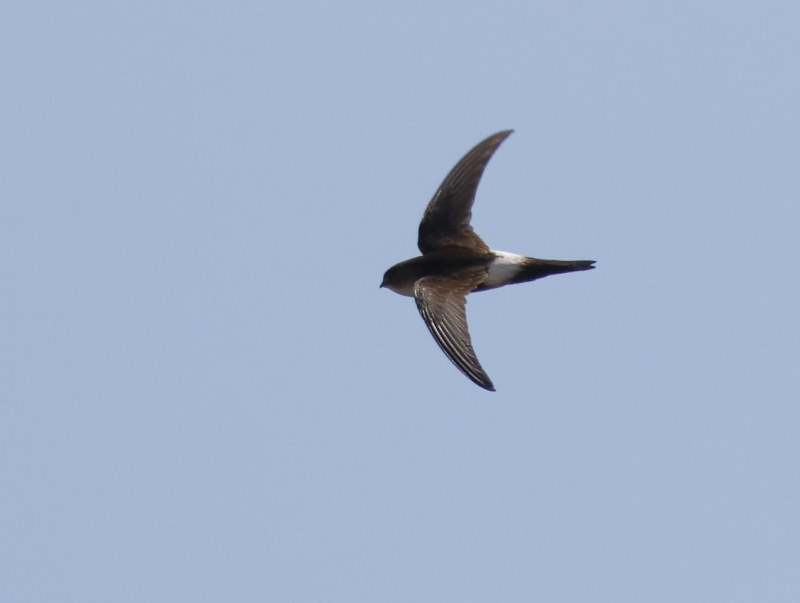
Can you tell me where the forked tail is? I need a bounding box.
[510,258,595,285]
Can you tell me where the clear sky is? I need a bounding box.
[2,2,799,601]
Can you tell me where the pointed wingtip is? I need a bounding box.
[475,376,496,392]
[489,130,514,144]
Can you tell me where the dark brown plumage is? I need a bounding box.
[381,130,595,391]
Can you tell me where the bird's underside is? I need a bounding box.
[381,130,595,391]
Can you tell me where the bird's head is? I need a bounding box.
[380,262,416,297]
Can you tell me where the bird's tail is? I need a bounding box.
[510,258,595,285]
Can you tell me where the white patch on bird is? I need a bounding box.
[483,250,527,288]
[384,281,416,297]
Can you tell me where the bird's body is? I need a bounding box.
[381,130,595,391]
[382,248,593,298]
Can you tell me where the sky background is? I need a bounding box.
[2,2,799,601]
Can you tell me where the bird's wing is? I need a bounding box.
[417,130,513,255]
[413,267,495,391]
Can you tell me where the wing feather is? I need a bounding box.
[417,130,513,254]
[413,268,495,391]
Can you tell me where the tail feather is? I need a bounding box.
[511,258,595,285]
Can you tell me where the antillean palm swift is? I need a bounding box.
[381,130,595,391]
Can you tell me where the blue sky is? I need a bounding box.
[2,2,799,601]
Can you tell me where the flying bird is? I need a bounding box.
[380,130,595,391]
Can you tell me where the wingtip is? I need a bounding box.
[475,377,496,392]
[483,130,514,146]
